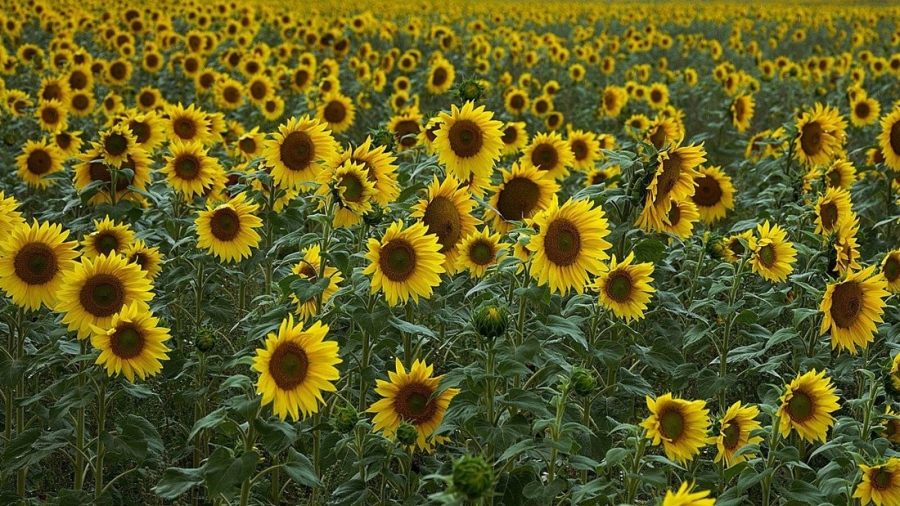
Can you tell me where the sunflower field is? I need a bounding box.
[2,0,900,505]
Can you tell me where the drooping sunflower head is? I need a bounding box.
[591,251,655,322]
[411,175,481,274]
[362,220,446,307]
[82,216,135,260]
[0,220,80,311]
[318,160,378,228]
[661,197,700,240]
[748,221,797,283]
[195,192,263,263]
[819,264,889,354]
[635,143,706,233]
[89,302,171,383]
[853,459,900,506]
[433,101,504,182]
[252,315,341,421]
[55,253,154,339]
[645,116,683,151]
[367,358,460,452]
[290,244,344,320]
[709,401,763,467]
[640,393,710,464]
[776,369,840,443]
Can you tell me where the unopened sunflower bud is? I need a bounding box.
[396,421,418,447]
[570,367,596,396]
[370,128,395,151]
[456,78,484,102]
[332,404,359,433]
[451,454,493,500]
[194,329,217,353]
[473,305,509,339]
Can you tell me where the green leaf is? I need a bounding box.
[504,389,553,418]
[188,407,230,441]
[283,447,321,488]
[387,316,436,339]
[203,447,258,497]
[2,428,69,470]
[632,238,667,264]
[152,467,204,500]
[256,418,298,455]
[113,415,164,463]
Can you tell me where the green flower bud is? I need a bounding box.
[396,421,418,447]
[705,234,728,261]
[473,305,509,339]
[194,329,217,353]
[363,204,385,226]
[452,454,493,501]
[332,404,359,433]
[570,367,596,396]
[370,128,395,151]
[456,79,484,102]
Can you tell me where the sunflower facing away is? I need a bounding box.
[411,175,480,274]
[878,106,900,171]
[854,458,900,506]
[252,315,341,421]
[0,220,79,311]
[794,103,847,168]
[455,228,509,278]
[363,220,446,306]
[291,244,344,321]
[433,101,504,182]
[819,264,889,354]
[55,253,154,339]
[195,193,263,263]
[264,115,337,189]
[709,401,763,467]
[591,252,655,322]
[367,358,460,452]
[528,198,612,295]
[882,250,900,294]
[662,482,716,506]
[486,162,560,233]
[776,369,840,443]
[748,221,797,283]
[90,302,170,383]
[692,166,735,224]
[636,143,706,233]
[640,393,710,464]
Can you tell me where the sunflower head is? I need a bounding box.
[90,302,171,383]
[640,393,710,464]
[776,369,840,443]
[854,459,900,506]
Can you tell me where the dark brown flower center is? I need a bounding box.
[854,101,871,119]
[448,120,483,158]
[656,152,683,202]
[497,177,541,221]
[733,97,746,119]
[830,281,862,329]
[222,85,241,104]
[72,94,90,111]
[510,94,525,110]
[210,207,241,241]
[174,118,197,139]
[571,140,588,161]
[800,121,823,156]
[339,173,365,203]
[41,106,60,125]
[250,81,268,100]
[13,242,58,285]
[323,100,347,124]
[786,389,814,422]
[110,61,127,80]
[27,149,53,175]
[394,382,437,424]
[469,240,494,266]
[379,238,417,282]
[269,341,309,390]
[175,155,200,180]
[431,67,448,87]
[650,89,663,103]
[79,273,126,317]
[239,137,257,154]
[884,255,900,282]
[605,271,633,302]
[819,202,838,230]
[649,126,668,150]
[69,71,88,90]
[757,244,776,267]
[722,419,741,450]
[105,133,128,156]
[423,196,462,253]
[280,131,314,172]
[531,144,559,172]
[543,218,581,266]
[667,201,681,226]
[139,91,156,108]
[95,232,120,255]
[110,323,144,359]
[693,174,723,207]
[534,99,549,115]
[872,467,894,491]
[502,126,518,144]
[658,408,685,442]
[891,121,900,156]
[393,120,420,148]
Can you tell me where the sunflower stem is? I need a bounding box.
[239,403,259,506]
[718,258,746,409]
[94,379,107,499]
[15,307,26,497]
[359,293,376,412]
[193,352,208,476]
[316,198,335,315]
[74,339,87,491]
[194,261,204,328]
[625,433,647,503]
[403,303,415,366]
[761,416,782,506]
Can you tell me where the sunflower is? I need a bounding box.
[123,239,163,281]
[35,99,68,132]
[661,197,700,240]
[387,106,423,151]
[317,92,356,134]
[252,315,341,421]
[68,91,95,117]
[636,143,706,233]
[433,101,504,182]
[410,175,480,274]
[246,74,275,106]
[748,221,796,283]
[82,216,135,260]
[504,87,529,116]
[317,161,377,228]
[362,220,446,307]
[640,393,710,464]
[234,126,266,161]
[53,130,83,159]
[585,165,622,189]
[591,252,655,322]
[600,85,628,117]
[0,192,25,233]
[814,187,854,236]
[161,140,222,199]
[794,103,847,168]
[486,162,559,233]
[662,482,716,506]
[527,198,612,295]
[692,166,735,224]
[822,159,856,190]
[854,459,900,506]
[645,117,683,151]
[367,358,460,452]
[499,121,528,156]
[15,138,64,189]
[881,250,900,294]
[97,124,138,168]
[0,220,79,311]
[647,82,669,109]
[819,264,889,354]
[426,58,455,95]
[567,129,601,171]
[455,228,509,278]
[164,102,212,145]
[776,369,840,443]
[850,97,881,128]
[709,401,763,467]
[880,107,900,171]
[522,131,575,181]
[883,407,900,444]
[213,77,245,110]
[290,244,344,321]
[337,137,400,207]
[195,193,263,263]
[122,110,166,152]
[55,253,154,339]
[263,115,337,189]
[89,302,170,383]
[731,94,755,133]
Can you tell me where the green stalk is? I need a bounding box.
[761,416,782,506]
[74,339,88,491]
[15,308,26,496]
[547,383,569,485]
[239,403,260,506]
[94,380,107,499]
[624,434,647,503]
[718,258,746,409]
[359,294,376,412]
